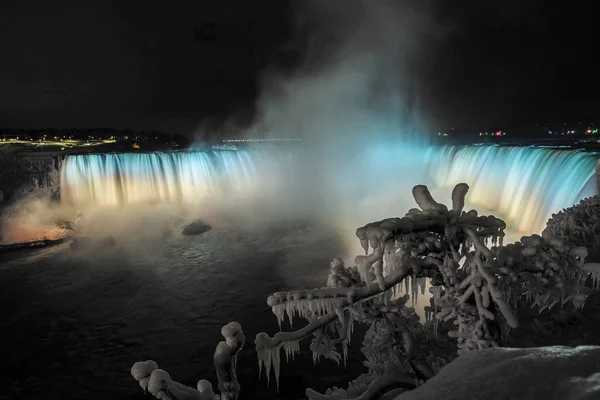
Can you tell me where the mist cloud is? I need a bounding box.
[243,0,446,254]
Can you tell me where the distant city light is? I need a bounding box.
[222,138,302,143]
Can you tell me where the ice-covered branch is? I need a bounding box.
[256,312,338,351]
[130,363,218,400]
[544,195,600,262]
[131,322,244,400]
[384,312,417,359]
[253,181,600,397]
[305,375,417,400]
[462,227,518,328]
[256,183,498,388]
[495,233,596,310]
[412,185,448,213]
[214,322,245,400]
[451,183,469,215]
[256,264,419,387]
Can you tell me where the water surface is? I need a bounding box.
[0,222,365,399]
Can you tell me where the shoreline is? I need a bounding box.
[0,235,72,253]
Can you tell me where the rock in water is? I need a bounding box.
[182,221,212,236]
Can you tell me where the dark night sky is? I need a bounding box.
[0,0,597,134]
[432,1,599,130]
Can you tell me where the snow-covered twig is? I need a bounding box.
[131,322,244,400]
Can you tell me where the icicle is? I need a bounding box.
[327,298,337,315]
[582,263,600,290]
[411,276,418,305]
[322,298,330,315]
[301,301,311,319]
[356,258,371,285]
[257,344,272,386]
[334,302,344,324]
[272,346,281,391]
[272,304,284,328]
[308,298,317,315]
[285,300,294,327]
[283,340,300,362]
[348,311,354,338]
[432,286,442,340]
[316,298,322,315]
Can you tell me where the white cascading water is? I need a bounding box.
[430,145,598,234]
[60,145,598,235]
[60,150,271,206]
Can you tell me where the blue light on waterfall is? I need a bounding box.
[59,145,598,236]
[430,145,597,233]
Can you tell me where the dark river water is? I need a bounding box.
[0,221,367,400]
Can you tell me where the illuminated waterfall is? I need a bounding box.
[60,145,598,235]
[429,145,598,233]
[60,150,265,206]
